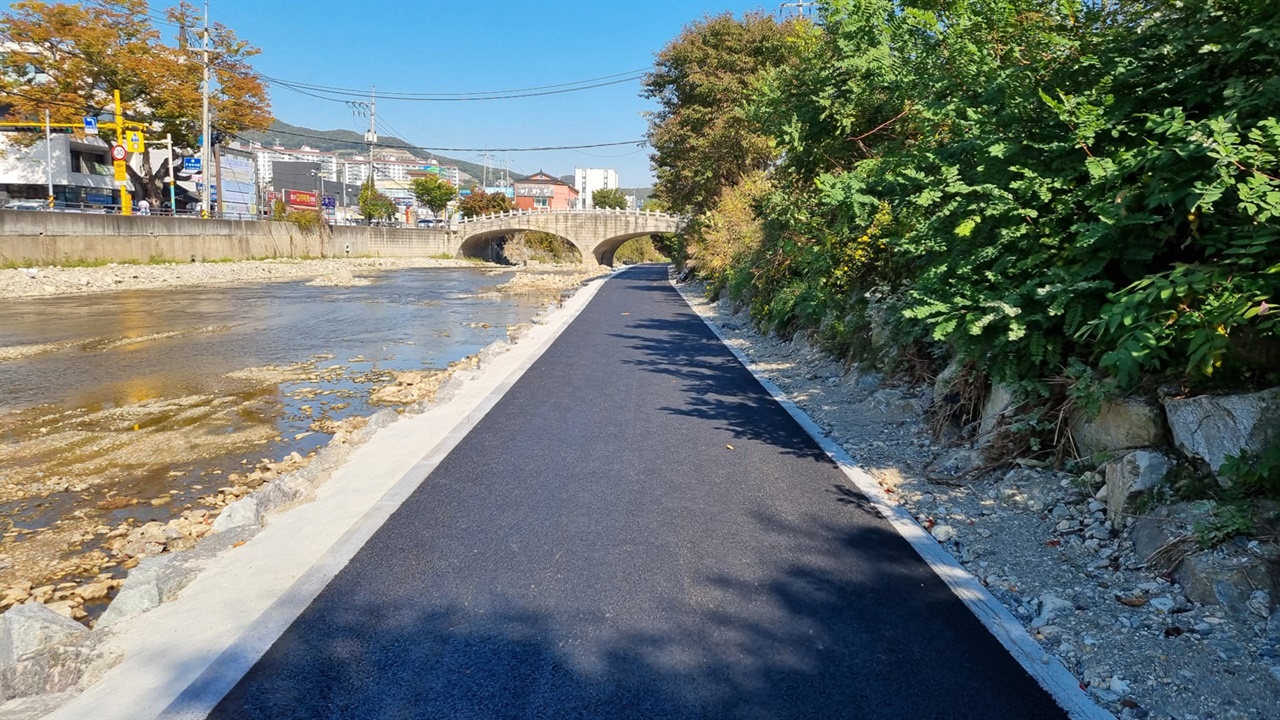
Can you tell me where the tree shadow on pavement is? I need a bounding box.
[203,515,1067,720]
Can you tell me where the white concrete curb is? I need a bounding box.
[43,269,621,720]
[671,279,1114,720]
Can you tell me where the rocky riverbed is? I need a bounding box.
[0,256,494,299]
[0,261,599,629]
[679,281,1280,720]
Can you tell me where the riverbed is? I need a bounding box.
[0,266,577,614]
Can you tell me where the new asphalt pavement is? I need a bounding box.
[208,264,1069,719]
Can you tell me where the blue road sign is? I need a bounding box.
[321,196,336,209]
[183,157,202,172]
[82,116,98,135]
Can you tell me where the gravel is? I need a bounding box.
[680,280,1280,720]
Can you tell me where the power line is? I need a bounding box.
[259,67,651,100]
[234,126,645,154]
[260,73,645,103]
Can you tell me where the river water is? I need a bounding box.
[0,267,557,591]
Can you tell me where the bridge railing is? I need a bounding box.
[455,207,685,224]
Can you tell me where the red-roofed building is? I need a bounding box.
[513,171,578,210]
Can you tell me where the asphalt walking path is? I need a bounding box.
[209,265,1069,719]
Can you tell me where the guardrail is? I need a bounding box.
[455,208,684,223]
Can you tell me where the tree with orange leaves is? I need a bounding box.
[0,0,270,203]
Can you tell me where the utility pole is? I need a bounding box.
[114,90,132,215]
[44,109,53,208]
[364,86,377,190]
[200,0,211,218]
[166,133,176,212]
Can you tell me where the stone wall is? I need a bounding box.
[0,212,459,264]
[0,212,321,264]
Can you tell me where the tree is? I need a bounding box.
[457,187,513,218]
[409,174,457,216]
[591,187,627,209]
[0,0,271,204]
[641,12,809,217]
[357,179,396,223]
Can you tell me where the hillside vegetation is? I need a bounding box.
[645,0,1280,455]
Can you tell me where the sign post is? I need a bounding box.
[113,90,131,215]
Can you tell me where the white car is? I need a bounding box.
[3,200,44,211]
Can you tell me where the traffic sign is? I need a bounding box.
[83,117,98,135]
[183,157,202,172]
[113,160,127,183]
[110,144,126,161]
[124,130,144,153]
[321,196,336,209]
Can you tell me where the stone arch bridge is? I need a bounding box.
[453,209,683,265]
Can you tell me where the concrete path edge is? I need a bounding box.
[672,278,1114,720]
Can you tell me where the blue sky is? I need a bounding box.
[190,0,778,187]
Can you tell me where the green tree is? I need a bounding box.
[642,12,810,217]
[592,187,628,209]
[357,179,396,223]
[409,174,457,216]
[457,187,513,218]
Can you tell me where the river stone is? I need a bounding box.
[1070,397,1169,460]
[1104,450,1173,528]
[0,604,87,667]
[1163,387,1280,483]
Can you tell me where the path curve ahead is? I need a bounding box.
[208,265,1069,719]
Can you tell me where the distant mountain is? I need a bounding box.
[237,120,487,184]
[622,187,653,205]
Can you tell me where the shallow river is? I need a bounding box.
[0,267,556,591]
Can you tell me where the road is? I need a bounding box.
[209,264,1069,719]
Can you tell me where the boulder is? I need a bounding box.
[1070,397,1169,460]
[95,554,187,628]
[1163,387,1280,483]
[1174,548,1280,620]
[927,448,984,478]
[210,496,260,534]
[978,383,1016,445]
[0,633,120,702]
[1103,450,1173,528]
[253,472,316,517]
[0,604,87,667]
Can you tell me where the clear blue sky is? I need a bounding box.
[188,0,777,187]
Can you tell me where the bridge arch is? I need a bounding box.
[453,209,683,266]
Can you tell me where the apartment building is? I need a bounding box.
[574,167,619,209]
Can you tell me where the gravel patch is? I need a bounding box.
[680,280,1280,720]
[0,257,502,299]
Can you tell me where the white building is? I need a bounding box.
[574,167,619,209]
[246,143,339,184]
[0,133,121,207]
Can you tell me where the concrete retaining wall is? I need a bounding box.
[327,225,454,258]
[0,212,460,265]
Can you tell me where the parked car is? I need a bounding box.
[3,200,45,211]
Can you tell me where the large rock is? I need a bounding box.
[210,496,260,534]
[1070,397,1169,460]
[1174,548,1280,620]
[1102,450,1173,528]
[253,471,316,518]
[0,633,120,702]
[95,555,186,628]
[0,604,87,666]
[978,383,1016,445]
[1163,387,1280,482]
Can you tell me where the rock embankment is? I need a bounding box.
[0,257,498,299]
[681,281,1280,720]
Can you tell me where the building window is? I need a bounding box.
[534,197,549,207]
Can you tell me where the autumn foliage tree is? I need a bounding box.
[457,187,513,218]
[0,0,270,203]
[409,174,457,216]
